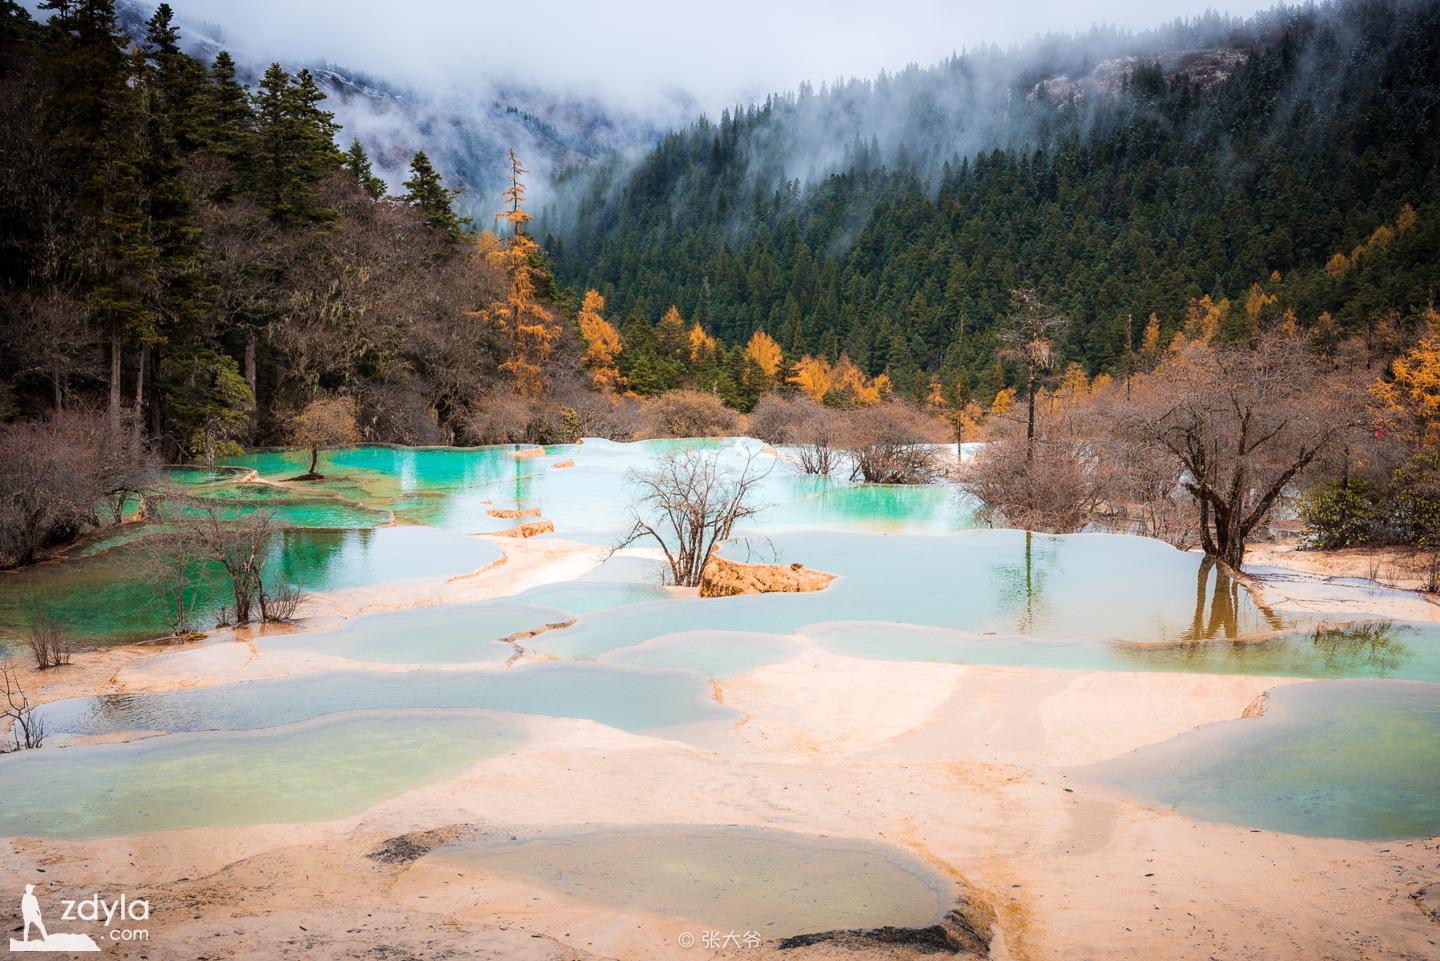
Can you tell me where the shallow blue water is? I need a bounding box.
[1078,680,1440,839]
[0,710,524,838]
[261,599,577,664]
[37,662,737,738]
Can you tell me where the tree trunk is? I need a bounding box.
[133,346,146,447]
[108,329,121,419]
[245,329,258,438]
[1025,367,1037,466]
[308,446,318,475]
[244,329,257,398]
[150,345,163,439]
[51,369,62,410]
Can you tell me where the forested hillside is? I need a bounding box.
[548,0,1440,402]
[0,0,575,462]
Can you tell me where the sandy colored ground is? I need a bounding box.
[1244,541,1434,625]
[2,542,1437,960]
[1246,541,1440,621]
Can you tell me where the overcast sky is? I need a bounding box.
[160,0,1278,110]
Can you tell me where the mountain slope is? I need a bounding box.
[114,0,681,211]
[546,0,1440,399]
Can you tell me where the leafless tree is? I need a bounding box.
[0,659,44,751]
[749,394,848,476]
[615,447,771,587]
[1124,334,1366,568]
[0,287,97,409]
[24,615,72,670]
[170,497,284,625]
[844,402,946,484]
[138,518,208,636]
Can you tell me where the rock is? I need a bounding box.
[494,520,555,538]
[1412,884,1440,921]
[777,901,994,957]
[698,555,836,598]
[485,507,541,519]
[508,447,545,459]
[552,459,576,469]
[366,824,481,865]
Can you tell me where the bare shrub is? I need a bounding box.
[638,389,741,439]
[616,447,770,587]
[1421,549,1440,594]
[358,382,448,446]
[965,426,1106,533]
[845,402,946,484]
[263,582,308,622]
[167,498,283,626]
[749,394,848,475]
[1,659,43,751]
[461,393,583,445]
[563,389,643,441]
[0,408,156,567]
[25,615,72,670]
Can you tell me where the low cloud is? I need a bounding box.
[158,0,1279,114]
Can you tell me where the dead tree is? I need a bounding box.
[1,659,44,751]
[616,447,770,587]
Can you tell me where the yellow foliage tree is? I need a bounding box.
[481,150,558,398]
[577,289,622,390]
[744,330,783,379]
[1057,362,1090,401]
[658,305,687,358]
[1140,313,1162,355]
[926,378,947,412]
[1243,284,1280,334]
[991,386,1016,415]
[957,400,985,440]
[687,322,717,363]
[1372,306,1440,444]
[1325,253,1350,278]
[1398,203,1418,234]
[787,352,888,405]
[830,354,869,398]
[788,354,833,401]
[1182,295,1228,343]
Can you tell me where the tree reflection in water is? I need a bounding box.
[1309,622,1411,676]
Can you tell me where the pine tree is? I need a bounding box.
[40,0,157,417]
[250,63,340,224]
[343,138,387,199]
[143,4,205,153]
[197,52,254,165]
[402,151,466,241]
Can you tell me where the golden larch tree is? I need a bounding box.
[788,355,834,401]
[1372,306,1440,445]
[745,330,783,378]
[577,289,622,390]
[480,149,558,398]
[687,322,717,363]
[655,305,689,360]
